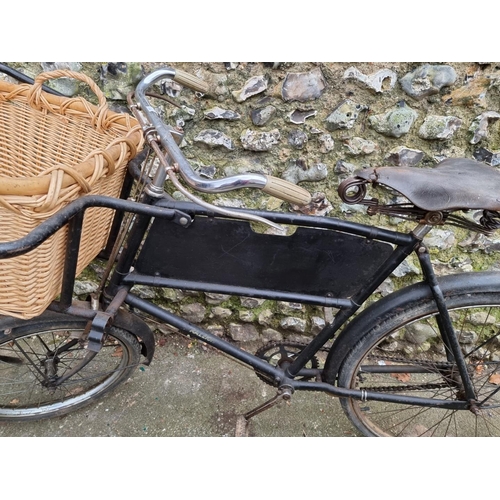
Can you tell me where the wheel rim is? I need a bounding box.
[0,325,133,419]
[344,303,500,437]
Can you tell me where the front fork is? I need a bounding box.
[416,243,479,410]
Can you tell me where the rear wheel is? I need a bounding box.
[337,291,500,436]
[0,318,141,421]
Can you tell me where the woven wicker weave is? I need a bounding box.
[0,69,144,318]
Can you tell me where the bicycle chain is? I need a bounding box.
[254,342,461,393]
[359,353,457,393]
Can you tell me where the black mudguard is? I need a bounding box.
[323,271,500,384]
[0,306,155,365]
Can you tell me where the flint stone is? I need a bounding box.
[204,292,230,304]
[262,329,283,342]
[258,309,274,326]
[344,137,378,155]
[212,307,232,319]
[326,100,368,131]
[424,229,456,250]
[204,106,241,121]
[180,303,206,323]
[400,64,457,100]
[239,310,255,322]
[251,105,276,126]
[405,323,437,344]
[288,129,308,149]
[343,66,397,93]
[443,77,489,107]
[418,115,462,140]
[232,75,268,102]
[288,109,317,124]
[386,146,424,167]
[194,129,234,150]
[311,316,326,335]
[469,111,500,144]
[369,103,418,138]
[318,133,334,153]
[281,67,326,102]
[282,162,328,184]
[473,147,500,166]
[392,259,420,278]
[240,297,265,308]
[41,62,83,96]
[240,129,280,151]
[229,323,259,342]
[280,317,307,333]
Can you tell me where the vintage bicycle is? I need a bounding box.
[1,64,500,437]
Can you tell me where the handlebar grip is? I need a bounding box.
[262,175,312,205]
[173,69,210,94]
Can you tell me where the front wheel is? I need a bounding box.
[0,317,141,421]
[337,291,500,436]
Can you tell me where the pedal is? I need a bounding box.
[234,385,293,436]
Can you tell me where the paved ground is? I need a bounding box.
[0,331,360,437]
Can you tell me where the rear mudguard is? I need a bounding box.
[323,271,500,385]
[0,307,155,365]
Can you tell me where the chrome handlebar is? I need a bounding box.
[134,67,311,206]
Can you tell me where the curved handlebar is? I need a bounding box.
[134,68,311,206]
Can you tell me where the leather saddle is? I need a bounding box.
[354,158,500,212]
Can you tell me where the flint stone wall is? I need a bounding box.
[4,62,500,344]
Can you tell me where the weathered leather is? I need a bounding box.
[355,158,500,211]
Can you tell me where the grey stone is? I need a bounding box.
[343,66,397,93]
[282,162,328,184]
[344,137,378,155]
[239,310,255,323]
[386,146,424,167]
[240,297,265,308]
[288,129,308,149]
[318,134,334,153]
[418,115,462,140]
[262,328,283,342]
[232,75,268,102]
[204,106,241,121]
[251,105,276,126]
[280,317,307,333]
[400,64,457,100]
[334,160,357,175]
[240,129,280,151]
[212,307,232,319]
[311,316,326,335]
[473,147,500,166]
[258,309,274,326]
[73,280,98,296]
[424,229,456,250]
[281,67,326,102]
[180,303,206,323]
[326,100,368,131]
[41,62,83,96]
[204,293,231,304]
[229,323,259,341]
[278,302,304,314]
[369,103,418,138]
[469,111,500,144]
[288,109,317,124]
[392,259,420,278]
[404,323,437,344]
[206,325,225,337]
[194,129,234,150]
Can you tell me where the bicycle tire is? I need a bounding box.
[0,317,141,421]
[336,289,500,436]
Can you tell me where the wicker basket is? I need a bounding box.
[0,69,145,319]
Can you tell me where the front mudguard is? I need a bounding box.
[0,306,155,365]
[323,271,500,385]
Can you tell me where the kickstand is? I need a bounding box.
[235,386,293,437]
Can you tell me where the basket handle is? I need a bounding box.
[26,70,110,131]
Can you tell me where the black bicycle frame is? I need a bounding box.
[0,193,471,411]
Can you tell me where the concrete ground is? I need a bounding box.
[0,331,360,437]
